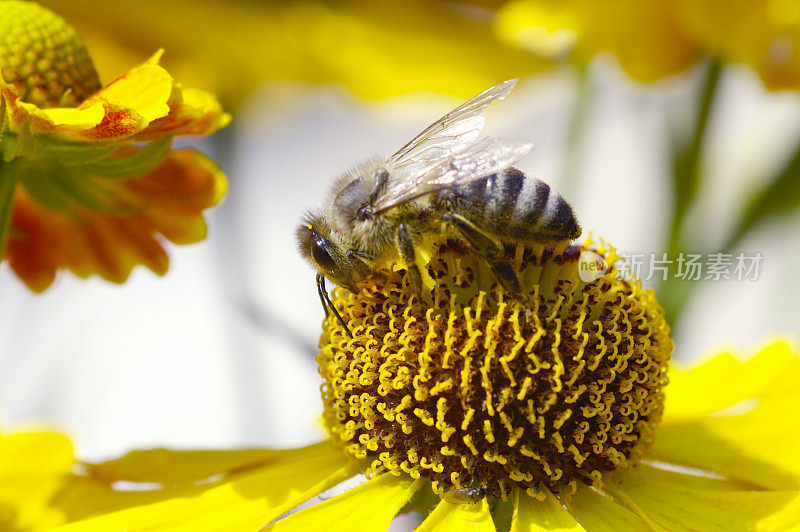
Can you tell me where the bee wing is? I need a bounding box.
[385,79,519,170]
[373,137,533,213]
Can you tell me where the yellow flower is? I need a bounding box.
[35,0,555,105]
[495,0,800,89]
[494,0,701,82]
[3,239,800,530]
[0,1,229,291]
[678,0,800,90]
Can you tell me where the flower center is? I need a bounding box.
[0,1,101,108]
[318,239,672,499]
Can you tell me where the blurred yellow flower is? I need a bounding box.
[678,0,800,90]
[495,0,701,82]
[3,341,798,531]
[0,1,229,292]
[496,0,800,89]
[36,0,556,106]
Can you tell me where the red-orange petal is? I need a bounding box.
[135,88,231,141]
[4,149,226,291]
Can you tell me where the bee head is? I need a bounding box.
[297,213,358,292]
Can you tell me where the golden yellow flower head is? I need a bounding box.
[0,1,101,108]
[318,238,672,500]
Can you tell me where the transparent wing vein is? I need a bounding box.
[386,79,518,170]
[374,79,530,212]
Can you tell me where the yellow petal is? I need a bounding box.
[511,490,584,532]
[0,432,77,531]
[0,431,74,476]
[677,0,800,90]
[39,102,107,132]
[0,433,168,530]
[632,462,744,491]
[136,87,231,140]
[417,497,495,532]
[89,63,174,124]
[88,447,286,486]
[619,463,800,531]
[565,485,648,531]
[655,341,800,489]
[0,474,70,530]
[574,0,700,81]
[664,341,799,420]
[269,474,421,532]
[43,475,200,524]
[494,0,582,59]
[54,441,351,531]
[496,0,700,81]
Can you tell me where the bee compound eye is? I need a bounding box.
[311,238,337,271]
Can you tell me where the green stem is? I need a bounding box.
[722,138,800,253]
[0,159,17,259]
[667,59,721,256]
[660,59,722,329]
[561,66,593,199]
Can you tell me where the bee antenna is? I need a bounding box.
[316,274,353,338]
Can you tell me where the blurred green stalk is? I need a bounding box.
[668,60,721,255]
[659,59,721,330]
[723,139,800,253]
[561,67,594,198]
[661,57,800,334]
[0,160,17,259]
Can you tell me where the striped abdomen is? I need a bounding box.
[433,167,580,243]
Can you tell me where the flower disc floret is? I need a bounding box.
[318,239,672,499]
[0,1,101,108]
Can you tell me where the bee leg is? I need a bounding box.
[442,213,522,295]
[396,223,423,293]
[316,274,353,338]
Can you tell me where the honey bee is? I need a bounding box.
[297,79,581,335]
